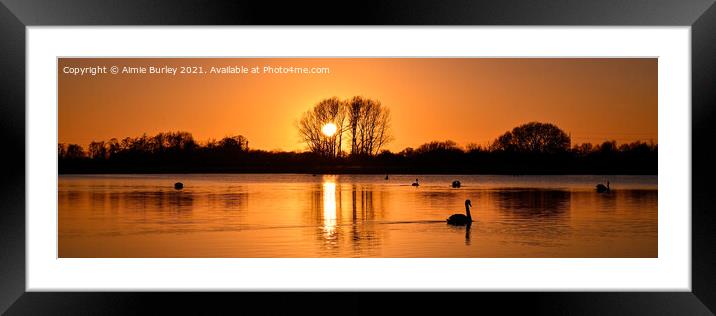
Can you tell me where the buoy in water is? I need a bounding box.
[174,182,184,190]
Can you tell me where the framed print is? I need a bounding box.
[2,0,716,314]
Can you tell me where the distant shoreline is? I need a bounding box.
[59,128,657,177]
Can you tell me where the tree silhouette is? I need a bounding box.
[346,96,392,156]
[415,140,463,155]
[298,96,392,158]
[597,140,618,154]
[88,141,107,159]
[61,143,85,159]
[491,122,571,154]
[107,138,120,158]
[298,97,347,158]
[217,135,249,151]
[58,143,67,158]
[58,122,655,175]
[572,142,594,157]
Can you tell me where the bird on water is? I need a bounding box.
[447,199,473,226]
[596,181,610,193]
[174,182,184,190]
[412,178,420,187]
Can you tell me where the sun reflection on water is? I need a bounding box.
[322,176,337,240]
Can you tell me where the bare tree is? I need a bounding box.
[347,96,392,156]
[298,97,347,158]
[298,96,391,158]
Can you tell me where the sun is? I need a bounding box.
[321,123,337,137]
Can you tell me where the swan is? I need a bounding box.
[174,182,183,190]
[385,174,389,180]
[596,181,610,193]
[412,178,420,186]
[447,199,473,226]
[451,180,461,188]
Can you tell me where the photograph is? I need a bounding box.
[3,0,715,312]
[58,57,658,258]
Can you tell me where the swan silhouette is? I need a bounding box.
[412,178,419,186]
[174,182,183,190]
[596,181,610,193]
[451,180,461,188]
[447,199,473,226]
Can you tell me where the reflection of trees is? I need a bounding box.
[348,184,383,255]
[417,190,461,209]
[590,189,657,213]
[118,190,195,213]
[71,189,198,216]
[308,179,385,256]
[493,189,570,219]
[106,187,250,213]
[351,184,376,220]
[61,186,256,234]
[207,187,248,211]
[60,189,199,236]
[491,189,571,246]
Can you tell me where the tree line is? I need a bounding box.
[59,121,657,175]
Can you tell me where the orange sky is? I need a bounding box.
[58,58,657,152]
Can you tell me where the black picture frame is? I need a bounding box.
[1,0,715,314]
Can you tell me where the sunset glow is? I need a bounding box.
[58,58,657,152]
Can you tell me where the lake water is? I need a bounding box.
[58,174,657,258]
